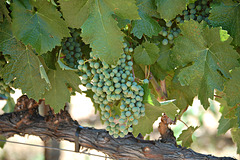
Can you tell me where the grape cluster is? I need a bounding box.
[77,44,146,138]
[61,28,83,69]
[159,21,181,46]
[176,0,212,24]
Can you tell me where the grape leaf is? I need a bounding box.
[2,95,15,113]
[150,62,168,80]
[209,1,240,46]
[156,45,174,72]
[155,0,187,21]
[136,0,160,18]
[131,11,161,39]
[178,126,199,148]
[168,70,196,111]
[159,102,178,120]
[133,93,178,136]
[0,0,10,22]
[0,20,50,100]
[231,128,240,154]
[40,49,59,70]
[83,90,99,114]
[105,0,140,20]
[217,115,237,135]
[172,20,240,109]
[59,0,93,28]
[81,0,124,65]
[224,67,240,107]
[113,14,131,29]
[44,65,81,112]
[0,135,6,148]
[132,103,163,137]
[133,41,160,65]
[11,0,70,54]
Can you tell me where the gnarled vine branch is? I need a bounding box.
[0,95,236,160]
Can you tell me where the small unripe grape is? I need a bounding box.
[162,39,168,45]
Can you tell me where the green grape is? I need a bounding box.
[162,39,168,45]
[166,21,172,27]
[109,117,114,122]
[133,119,138,125]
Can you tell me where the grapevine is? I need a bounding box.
[0,0,239,156]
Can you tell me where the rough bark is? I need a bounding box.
[0,95,236,160]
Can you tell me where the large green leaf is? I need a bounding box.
[172,20,240,109]
[224,67,240,106]
[133,41,160,65]
[0,21,50,100]
[44,65,81,112]
[209,1,240,46]
[11,0,70,54]
[59,0,93,28]
[105,0,140,20]
[178,126,199,148]
[217,115,237,135]
[81,0,124,65]
[155,0,187,21]
[231,128,240,154]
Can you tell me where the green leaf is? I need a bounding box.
[132,103,163,137]
[156,45,174,72]
[2,95,15,113]
[136,0,160,18]
[159,103,178,120]
[57,50,78,71]
[217,115,237,135]
[81,0,124,65]
[105,0,140,20]
[178,126,199,148]
[83,90,99,114]
[209,1,240,46]
[40,49,58,70]
[113,14,131,29]
[155,0,187,21]
[224,67,240,106]
[168,71,196,111]
[133,41,160,65]
[0,21,50,100]
[0,135,6,148]
[131,11,161,39]
[172,20,240,109]
[231,128,240,154]
[44,64,81,112]
[11,0,70,54]
[150,62,168,80]
[0,0,11,22]
[59,0,93,28]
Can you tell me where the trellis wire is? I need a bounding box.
[0,139,112,159]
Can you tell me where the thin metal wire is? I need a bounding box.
[0,139,112,159]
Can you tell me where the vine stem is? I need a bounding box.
[149,72,168,100]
